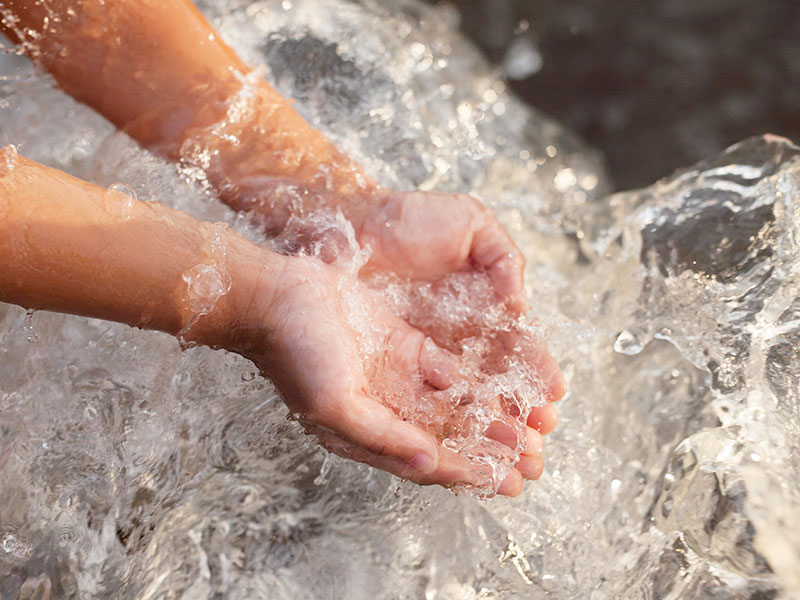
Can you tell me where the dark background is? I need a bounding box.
[432,0,800,190]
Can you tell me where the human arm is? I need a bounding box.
[0,0,372,226]
[0,0,530,311]
[0,147,261,346]
[0,149,548,495]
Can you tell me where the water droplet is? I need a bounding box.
[502,36,542,80]
[554,167,578,192]
[108,182,136,200]
[661,496,674,518]
[0,144,18,175]
[313,454,332,485]
[105,183,137,219]
[613,330,644,355]
[610,478,622,501]
[24,309,39,344]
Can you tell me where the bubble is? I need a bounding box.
[104,182,137,219]
[108,182,137,201]
[0,144,18,175]
[613,330,644,355]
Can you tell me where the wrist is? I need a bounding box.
[355,188,399,266]
[178,226,285,356]
[181,81,380,236]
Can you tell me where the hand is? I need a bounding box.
[357,188,565,438]
[233,252,552,496]
[359,190,529,314]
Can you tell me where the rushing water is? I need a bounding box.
[1,0,798,598]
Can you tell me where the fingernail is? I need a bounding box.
[409,452,433,472]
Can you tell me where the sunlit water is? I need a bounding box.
[1,0,798,598]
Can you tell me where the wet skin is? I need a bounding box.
[0,153,563,495]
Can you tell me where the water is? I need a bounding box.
[0,0,797,598]
[443,0,800,190]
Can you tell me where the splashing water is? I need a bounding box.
[103,182,137,220]
[1,0,798,598]
[22,308,38,344]
[179,222,234,347]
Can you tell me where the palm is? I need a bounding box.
[359,188,565,402]
[244,254,550,495]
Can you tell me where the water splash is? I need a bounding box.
[1,0,796,599]
[0,143,17,175]
[104,182,137,219]
[179,222,233,346]
[22,308,38,343]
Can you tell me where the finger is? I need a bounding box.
[485,420,522,450]
[494,330,566,402]
[521,427,544,457]
[469,209,528,314]
[418,336,461,390]
[516,455,545,480]
[497,468,524,497]
[313,393,439,474]
[315,429,496,491]
[527,403,558,435]
[371,445,492,490]
[318,428,527,497]
[313,429,436,481]
[389,320,461,390]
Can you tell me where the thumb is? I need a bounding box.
[470,215,528,314]
[314,393,440,475]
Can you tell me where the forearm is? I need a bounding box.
[0,0,378,233]
[195,84,380,235]
[0,148,271,350]
[1,0,245,152]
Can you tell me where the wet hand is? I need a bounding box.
[357,188,565,448]
[359,190,529,313]
[235,252,549,496]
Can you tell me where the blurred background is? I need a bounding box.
[430,0,800,189]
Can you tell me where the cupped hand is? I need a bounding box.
[357,190,565,439]
[359,190,530,314]
[238,252,551,496]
